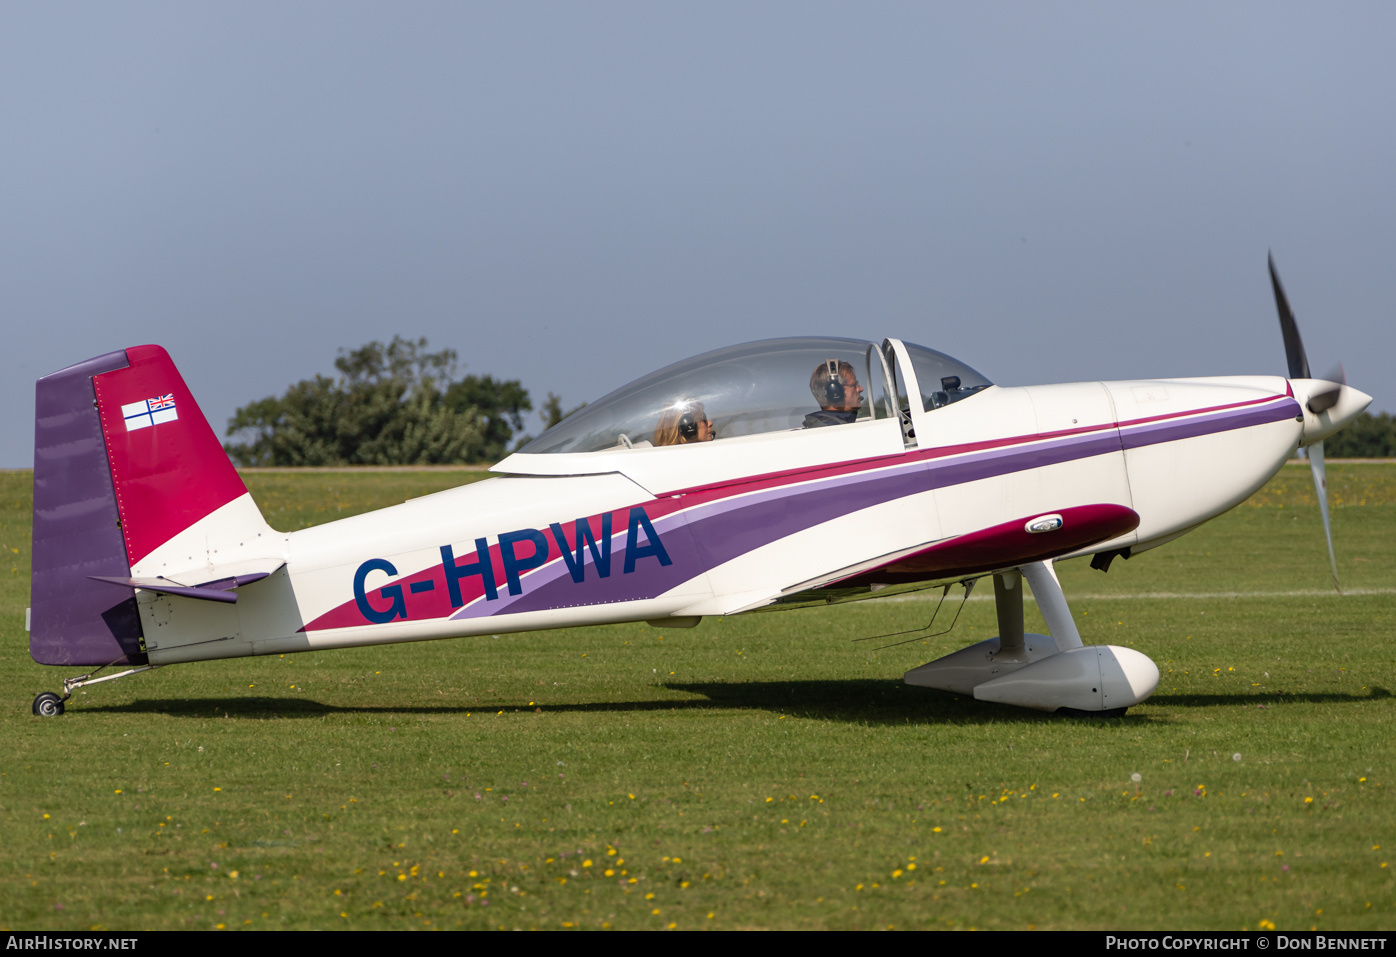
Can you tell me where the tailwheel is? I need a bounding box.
[33,692,66,717]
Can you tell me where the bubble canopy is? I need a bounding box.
[519,337,991,455]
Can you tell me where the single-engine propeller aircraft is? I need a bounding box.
[28,259,1370,717]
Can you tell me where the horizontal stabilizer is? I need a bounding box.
[88,569,278,604]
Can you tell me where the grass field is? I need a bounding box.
[1,463,1394,931]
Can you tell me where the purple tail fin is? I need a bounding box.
[30,351,146,667]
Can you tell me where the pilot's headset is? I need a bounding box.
[676,401,702,440]
[821,359,846,406]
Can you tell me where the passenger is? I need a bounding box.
[654,401,715,446]
[803,359,865,428]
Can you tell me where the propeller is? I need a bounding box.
[1268,253,1341,592]
[1306,363,1345,415]
[1269,253,1311,381]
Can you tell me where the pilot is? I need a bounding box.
[654,401,715,446]
[803,359,865,428]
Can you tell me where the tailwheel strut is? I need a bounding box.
[31,664,162,717]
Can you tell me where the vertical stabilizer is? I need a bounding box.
[31,345,277,667]
[90,344,266,574]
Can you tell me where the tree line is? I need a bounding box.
[225,338,1392,465]
[224,337,580,467]
[1323,411,1396,458]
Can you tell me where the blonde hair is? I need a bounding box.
[654,402,706,446]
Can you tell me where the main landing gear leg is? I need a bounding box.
[31,664,162,717]
[1018,560,1083,651]
[903,561,1158,714]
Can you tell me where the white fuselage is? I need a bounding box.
[137,375,1304,665]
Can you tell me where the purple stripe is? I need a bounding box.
[682,465,931,570]
[451,510,695,619]
[461,464,937,617]
[452,460,934,619]
[451,528,694,618]
[926,430,1122,490]
[456,432,1123,618]
[1120,398,1298,450]
[447,395,1297,620]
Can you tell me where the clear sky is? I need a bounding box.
[3,2,1391,466]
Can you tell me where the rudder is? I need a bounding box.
[31,350,144,666]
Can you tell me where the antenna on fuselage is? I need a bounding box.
[853,579,978,649]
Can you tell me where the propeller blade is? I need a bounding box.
[1269,253,1311,381]
[1306,363,1346,415]
[1307,440,1341,593]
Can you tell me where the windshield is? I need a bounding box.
[519,338,894,454]
[903,341,992,411]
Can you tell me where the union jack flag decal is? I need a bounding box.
[121,393,179,432]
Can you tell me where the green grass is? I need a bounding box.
[1,464,1393,931]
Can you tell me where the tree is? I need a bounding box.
[444,375,532,462]
[1324,411,1396,458]
[225,336,534,466]
[510,392,588,451]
